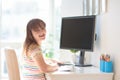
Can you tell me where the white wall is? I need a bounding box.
[61,0,83,17]
[93,0,120,79]
[61,0,120,80]
[100,0,120,79]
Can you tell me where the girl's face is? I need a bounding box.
[31,27,46,45]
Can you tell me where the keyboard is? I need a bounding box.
[58,65,74,72]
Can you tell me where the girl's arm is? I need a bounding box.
[31,50,59,73]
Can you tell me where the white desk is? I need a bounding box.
[48,66,113,80]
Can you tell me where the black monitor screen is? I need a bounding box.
[60,15,96,51]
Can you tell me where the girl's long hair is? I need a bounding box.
[23,19,46,56]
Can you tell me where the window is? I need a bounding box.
[1,0,51,42]
[0,0,61,79]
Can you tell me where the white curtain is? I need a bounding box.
[83,0,106,15]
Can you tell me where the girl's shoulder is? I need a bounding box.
[28,44,41,56]
[29,44,39,50]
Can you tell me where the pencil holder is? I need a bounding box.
[104,61,113,72]
[100,60,105,72]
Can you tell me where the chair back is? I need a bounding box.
[5,48,20,80]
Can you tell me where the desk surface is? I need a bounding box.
[52,66,113,74]
[48,66,114,80]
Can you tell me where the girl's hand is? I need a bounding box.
[45,58,63,66]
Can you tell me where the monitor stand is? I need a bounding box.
[75,51,92,67]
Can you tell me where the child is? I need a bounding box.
[22,18,59,80]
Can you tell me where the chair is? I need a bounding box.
[4,48,20,80]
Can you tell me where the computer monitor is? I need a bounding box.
[60,15,96,67]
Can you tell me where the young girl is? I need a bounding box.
[22,18,59,80]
